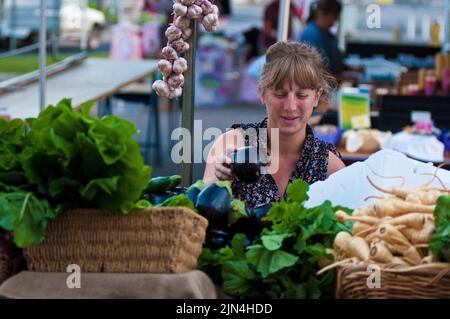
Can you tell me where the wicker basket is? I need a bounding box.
[23,207,208,274]
[336,263,450,299]
[0,254,23,285]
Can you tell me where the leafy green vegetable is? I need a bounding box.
[261,233,292,251]
[0,191,57,247]
[135,199,153,209]
[19,99,151,213]
[197,179,352,299]
[285,179,309,204]
[228,199,248,226]
[221,260,256,297]
[157,194,197,212]
[0,119,27,187]
[0,99,152,247]
[186,180,205,192]
[246,244,299,278]
[429,195,450,262]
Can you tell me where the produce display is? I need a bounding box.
[317,175,450,275]
[152,0,220,99]
[0,99,152,248]
[137,176,261,249]
[197,180,353,299]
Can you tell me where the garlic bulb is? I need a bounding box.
[161,46,178,60]
[173,57,188,74]
[200,0,213,14]
[171,39,190,53]
[168,73,185,88]
[158,59,173,78]
[182,27,192,40]
[173,2,188,16]
[165,25,182,42]
[202,13,216,26]
[211,5,219,15]
[180,0,196,5]
[168,87,183,99]
[187,4,203,19]
[152,80,171,98]
[174,16,191,30]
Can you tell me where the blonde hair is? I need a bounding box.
[258,41,336,103]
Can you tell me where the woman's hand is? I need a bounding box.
[203,130,245,185]
[214,150,234,182]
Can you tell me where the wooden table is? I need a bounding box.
[0,58,159,119]
[338,146,450,167]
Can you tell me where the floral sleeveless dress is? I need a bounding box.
[230,118,341,208]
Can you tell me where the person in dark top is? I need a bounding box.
[298,0,344,76]
[203,41,345,208]
[261,0,298,50]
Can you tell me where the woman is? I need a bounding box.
[298,0,345,77]
[203,41,345,208]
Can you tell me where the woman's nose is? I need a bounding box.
[283,94,297,111]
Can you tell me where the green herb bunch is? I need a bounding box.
[198,180,352,299]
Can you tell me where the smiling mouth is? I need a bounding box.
[281,116,299,121]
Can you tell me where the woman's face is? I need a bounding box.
[318,12,340,30]
[262,82,321,136]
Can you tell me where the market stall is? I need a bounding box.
[0,0,449,301]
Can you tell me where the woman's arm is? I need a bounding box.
[203,129,245,185]
[326,151,345,177]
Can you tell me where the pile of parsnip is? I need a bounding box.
[328,176,449,267]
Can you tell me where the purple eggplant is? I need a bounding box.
[204,229,233,250]
[196,184,231,229]
[150,192,176,205]
[230,203,272,241]
[186,186,201,204]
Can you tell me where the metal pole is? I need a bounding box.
[80,0,88,51]
[39,0,47,111]
[444,0,450,52]
[10,0,16,50]
[277,0,290,41]
[181,20,197,187]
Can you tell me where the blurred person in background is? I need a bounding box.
[261,0,301,51]
[299,0,343,76]
[298,0,363,80]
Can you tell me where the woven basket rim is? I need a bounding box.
[338,262,450,277]
[336,262,450,299]
[61,207,209,226]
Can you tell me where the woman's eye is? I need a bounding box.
[296,94,308,99]
[274,93,286,98]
